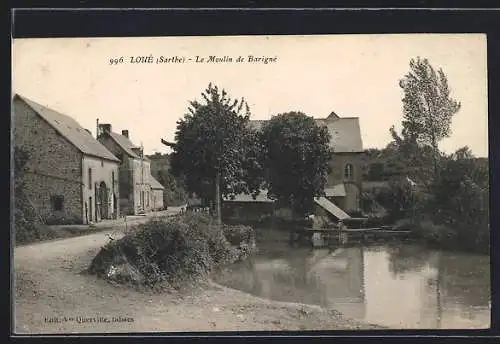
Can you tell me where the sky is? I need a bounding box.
[12,34,488,157]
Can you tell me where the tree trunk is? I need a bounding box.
[431,132,440,184]
[215,171,222,227]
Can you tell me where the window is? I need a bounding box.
[112,171,115,188]
[101,159,104,167]
[51,195,64,211]
[344,163,354,181]
[88,168,92,189]
[146,192,150,207]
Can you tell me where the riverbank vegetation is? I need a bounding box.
[164,73,488,255]
[361,58,489,254]
[89,213,256,289]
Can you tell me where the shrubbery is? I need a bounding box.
[363,150,489,254]
[14,146,56,244]
[422,152,490,253]
[88,213,256,289]
[14,192,57,244]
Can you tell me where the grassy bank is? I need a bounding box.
[14,227,387,333]
[88,213,256,290]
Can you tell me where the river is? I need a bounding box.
[213,230,491,329]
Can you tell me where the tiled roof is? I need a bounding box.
[248,113,363,153]
[108,132,150,161]
[15,95,120,162]
[149,174,165,190]
[314,197,351,220]
[322,117,363,153]
[223,189,275,203]
[223,185,345,203]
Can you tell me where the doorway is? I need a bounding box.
[99,181,109,219]
[113,193,117,219]
[89,197,93,223]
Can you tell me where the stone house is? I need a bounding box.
[12,94,121,224]
[148,153,171,206]
[248,111,364,214]
[97,125,160,215]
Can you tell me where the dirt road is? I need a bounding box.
[14,222,385,334]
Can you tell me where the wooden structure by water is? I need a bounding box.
[289,226,414,247]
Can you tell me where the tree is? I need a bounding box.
[430,146,489,251]
[260,112,333,217]
[168,83,263,225]
[387,127,436,185]
[396,57,461,179]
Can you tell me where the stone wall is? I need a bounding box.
[98,134,154,215]
[82,155,120,222]
[328,152,363,212]
[131,158,153,214]
[98,136,136,215]
[13,98,83,223]
[328,152,363,190]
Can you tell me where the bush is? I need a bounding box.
[14,193,58,244]
[425,154,490,253]
[88,213,256,289]
[222,224,257,253]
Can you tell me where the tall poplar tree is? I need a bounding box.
[395,57,461,179]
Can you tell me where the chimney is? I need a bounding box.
[99,123,112,134]
[122,130,129,138]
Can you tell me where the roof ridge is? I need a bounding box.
[16,95,120,162]
[107,131,150,160]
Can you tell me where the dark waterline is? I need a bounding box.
[213,230,491,329]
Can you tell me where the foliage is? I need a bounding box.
[361,144,434,185]
[396,57,461,177]
[361,58,486,254]
[222,224,256,248]
[169,83,263,211]
[369,178,419,222]
[14,146,45,243]
[365,58,461,186]
[388,133,436,184]
[89,213,256,288]
[427,147,489,252]
[156,168,189,206]
[260,111,333,217]
[147,153,190,207]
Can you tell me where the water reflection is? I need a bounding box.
[386,244,432,276]
[214,241,490,329]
